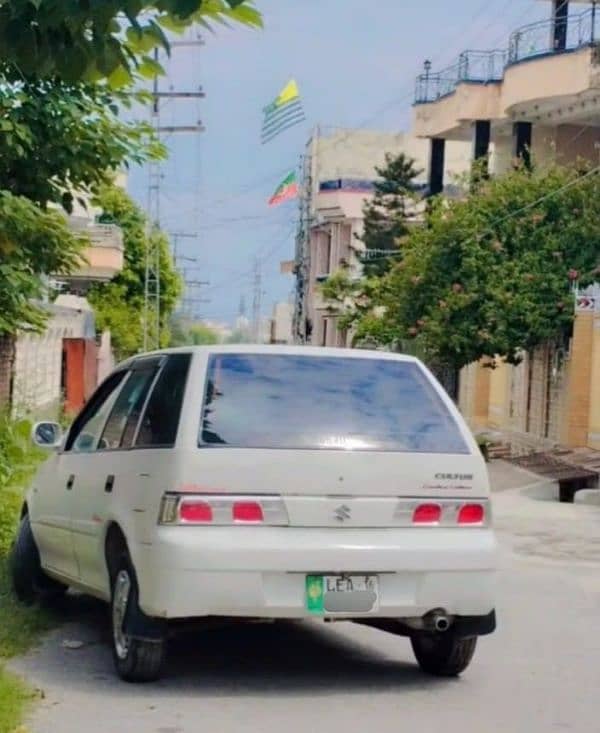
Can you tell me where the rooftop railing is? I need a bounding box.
[415,7,600,105]
[415,50,507,104]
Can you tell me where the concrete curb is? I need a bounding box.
[517,479,600,507]
[574,489,600,507]
[519,479,560,502]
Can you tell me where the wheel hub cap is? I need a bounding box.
[113,570,132,660]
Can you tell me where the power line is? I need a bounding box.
[177,0,531,220]
[170,231,198,265]
[204,221,297,295]
[366,165,600,261]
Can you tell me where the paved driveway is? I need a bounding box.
[11,463,600,733]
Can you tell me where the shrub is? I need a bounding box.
[0,416,44,558]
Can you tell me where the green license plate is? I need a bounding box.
[306,574,379,614]
[306,575,325,614]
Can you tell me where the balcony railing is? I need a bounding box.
[415,8,600,105]
[415,50,507,104]
[508,7,599,64]
[68,216,124,250]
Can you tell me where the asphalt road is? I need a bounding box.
[10,463,600,733]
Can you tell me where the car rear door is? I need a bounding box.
[178,351,488,527]
[32,371,127,580]
[69,357,162,593]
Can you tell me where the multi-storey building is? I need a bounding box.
[413,0,600,451]
[293,128,471,347]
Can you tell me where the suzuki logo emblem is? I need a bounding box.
[334,504,351,522]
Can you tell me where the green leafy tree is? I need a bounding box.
[0,192,85,334]
[334,163,600,369]
[88,185,182,360]
[0,80,162,210]
[360,152,423,276]
[0,1,262,85]
[170,319,219,346]
[225,328,252,344]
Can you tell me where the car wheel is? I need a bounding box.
[10,515,67,604]
[111,555,166,682]
[411,632,477,677]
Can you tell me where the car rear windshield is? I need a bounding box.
[199,353,469,454]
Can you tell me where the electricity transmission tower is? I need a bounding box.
[143,39,205,351]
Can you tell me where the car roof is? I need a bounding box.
[116,344,420,371]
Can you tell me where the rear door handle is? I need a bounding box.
[66,474,75,491]
[105,475,115,494]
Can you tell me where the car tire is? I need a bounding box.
[411,632,477,677]
[10,515,67,605]
[110,554,166,683]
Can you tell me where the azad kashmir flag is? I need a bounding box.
[261,79,306,144]
[268,171,299,207]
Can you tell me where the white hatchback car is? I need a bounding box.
[12,346,497,682]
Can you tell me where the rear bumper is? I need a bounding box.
[358,610,497,638]
[132,526,498,622]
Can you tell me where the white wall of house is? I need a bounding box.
[12,297,94,417]
[270,302,293,344]
[97,331,115,383]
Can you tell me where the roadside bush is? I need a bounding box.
[0,415,44,558]
[0,415,51,733]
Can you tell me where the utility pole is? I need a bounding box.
[251,257,263,343]
[143,41,205,352]
[170,231,198,266]
[180,268,210,320]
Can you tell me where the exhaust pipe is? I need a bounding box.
[433,614,450,633]
[422,609,452,633]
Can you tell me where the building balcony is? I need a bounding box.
[415,50,507,106]
[59,217,125,289]
[413,7,600,141]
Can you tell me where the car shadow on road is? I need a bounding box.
[163,621,433,696]
[20,594,451,698]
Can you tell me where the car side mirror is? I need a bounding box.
[32,421,63,449]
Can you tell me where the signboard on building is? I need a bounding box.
[575,295,598,313]
[319,179,374,193]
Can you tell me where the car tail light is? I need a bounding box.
[394,498,490,527]
[457,503,485,525]
[232,501,264,523]
[179,500,213,524]
[413,503,442,525]
[158,494,288,526]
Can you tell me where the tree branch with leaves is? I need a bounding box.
[0,192,85,333]
[359,152,423,277]
[0,80,163,210]
[0,0,262,86]
[334,163,600,369]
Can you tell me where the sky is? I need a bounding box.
[128,0,550,326]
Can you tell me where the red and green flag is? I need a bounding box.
[268,171,299,206]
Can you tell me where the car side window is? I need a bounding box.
[67,372,128,453]
[135,354,192,448]
[98,367,159,450]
